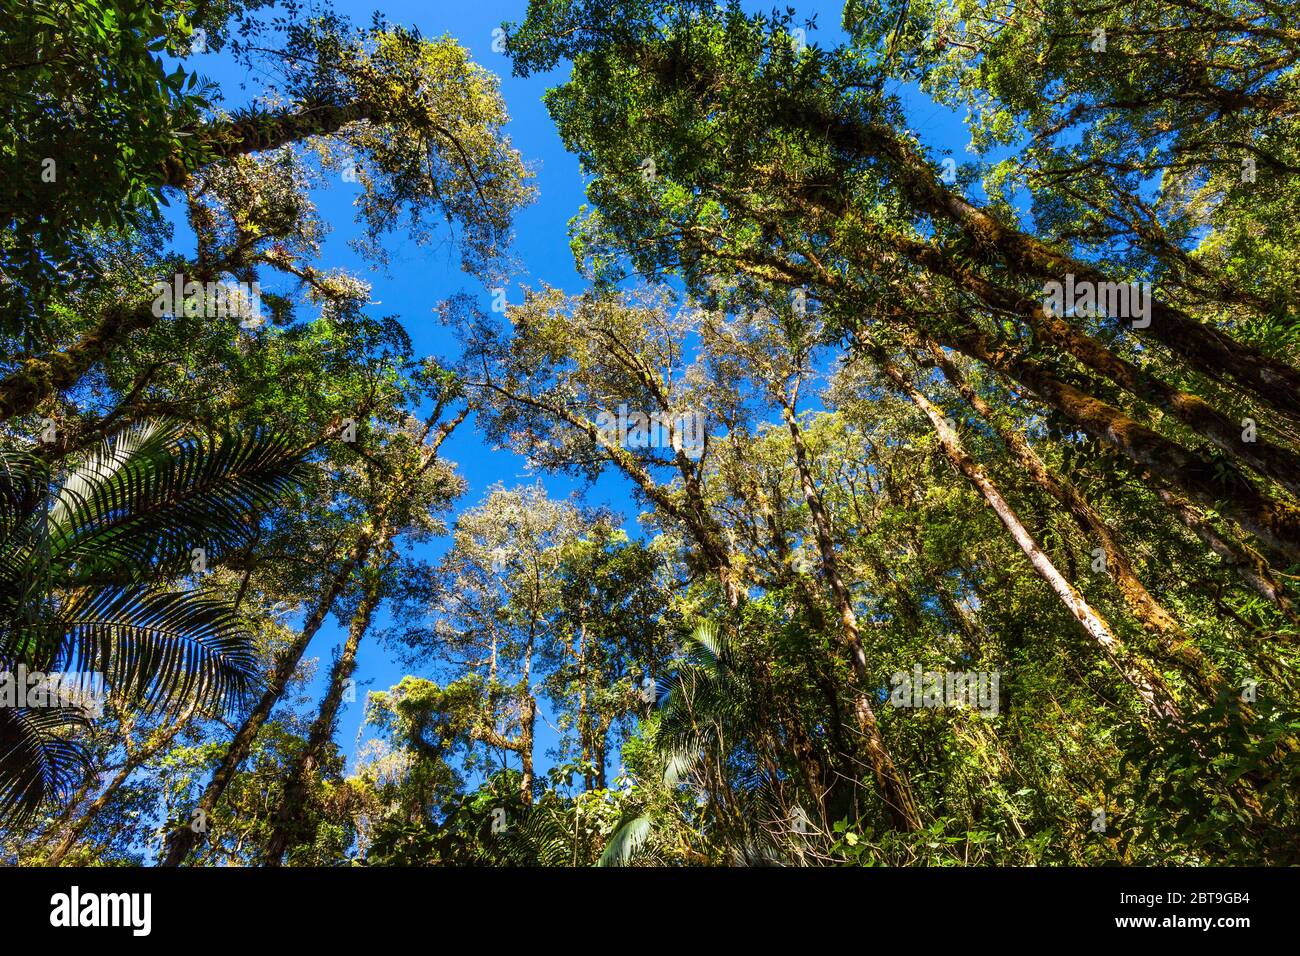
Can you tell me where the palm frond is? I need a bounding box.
[662,748,698,788]
[50,423,308,585]
[0,447,47,544]
[498,800,574,865]
[0,418,305,827]
[0,448,50,633]
[690,619,725,664]
[57,587,258,715]
[0,706,90,826]
[597,814,652,867]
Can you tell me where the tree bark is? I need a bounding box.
[161,102,378,189]
[779,395,923,832]
[519,696,537,803]
[923,340,1222,696]
[864,335,1183,725]
[893,236,1300,497]
[157,526,377,866]
[262,542,390,866]
[46,703,197,866]
[1155,485,1300,629]
[933,310,1300,564]
[838,115,1300,422]
[0,302,156,423]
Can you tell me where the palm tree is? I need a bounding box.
[601,621,796,866]
[0,420,307,823]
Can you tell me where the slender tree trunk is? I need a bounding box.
[263,543,391,866]
[519,696,537,803]
[1155,485,1300,629]
[47,704,197,866]
[0,302,158,423]
[157,526,377,866]
[576,622,595,791]
[923,340,1223,696]
[779,396,923,831]
[854,118,1300,421]
[592,711,610,792]
[864,336,1183,724]
[257,409,466,864]
[160,102,379,189]
[895,238,1300,496]
[932,310,1300,563]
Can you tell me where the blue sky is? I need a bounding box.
[171,0,971,792]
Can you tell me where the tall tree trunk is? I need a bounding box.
[593,718,610,792]
[847,117,1300,421]
[576,621,595,792]
[519,696,537,803]
[923,340,1222,696]
[158,524,379,867]
[47,703,198,866]
[160,102,379,189]
[0,302,158,423]
[262,542,391,866]
[1155,485,1300,629]
[779,395,923,832]
[863,335,1183,725]
[893,236,1300,496]
[256,408,466,864]
[931,310,1300,563]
